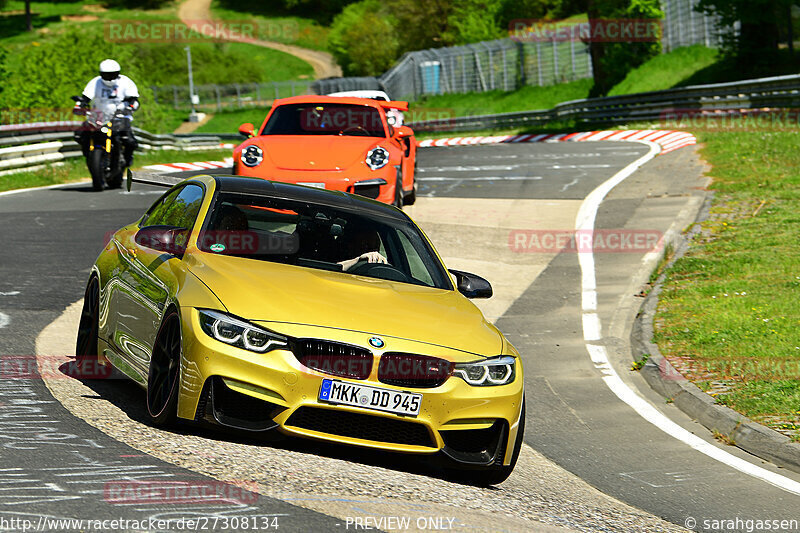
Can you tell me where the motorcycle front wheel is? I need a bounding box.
[87,149,105,191]
[105,149,124,189]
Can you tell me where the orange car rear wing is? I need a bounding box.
[379,100,409,112]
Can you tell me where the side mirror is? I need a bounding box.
[135,226,189,256]
[449,269,493,299]
[396,126,414,139]
[238,123,255,138]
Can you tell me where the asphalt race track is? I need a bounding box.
[2,141,800,532]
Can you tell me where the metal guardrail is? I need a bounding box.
[0,121,240,176]
[407,73,800,133]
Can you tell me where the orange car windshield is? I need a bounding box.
[261,103,386,137]
[197,193,450,290]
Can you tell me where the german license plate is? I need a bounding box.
[297,182,326,189]
[318,379,421,417]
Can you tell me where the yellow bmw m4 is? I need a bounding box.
[76,174,524,485]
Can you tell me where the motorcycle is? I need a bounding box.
[72,95,133,191]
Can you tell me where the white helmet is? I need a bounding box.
[99,59,121,87]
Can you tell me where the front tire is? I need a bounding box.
[404,179,417,206]
[106,149,124,189]
[393,169,403,208]
[74,277,99,375]
[147,309,182,427]
[87,149,105,191]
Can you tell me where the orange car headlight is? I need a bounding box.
[241,145,263,167]
[365,146,389,170]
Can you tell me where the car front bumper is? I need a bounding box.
[234,164,398,204]
[177,308,524,466]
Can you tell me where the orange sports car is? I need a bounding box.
[234,95,417,206]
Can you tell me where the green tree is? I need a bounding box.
[696,0,791,72]
[443,0,506,45]
[328,0,400,76]
[0,28,168,130]
[587,0,662,96]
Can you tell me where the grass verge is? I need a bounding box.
[607,45,720,96]
[653,129,800,441]
[411,79,592,118]
[0,148,232,193]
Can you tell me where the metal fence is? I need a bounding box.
[314,38,593,101]
[313,0,731,100]
[151,81,313,111]
[662,0,728,52]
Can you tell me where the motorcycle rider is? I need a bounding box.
[73,59,140,167]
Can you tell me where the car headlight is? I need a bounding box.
[365,146,389,170]
[198,309,287,353]
[454,356,516,386]
[241,145,263,167]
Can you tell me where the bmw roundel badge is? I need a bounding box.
[368,336,385,349]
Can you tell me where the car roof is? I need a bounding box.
[211,175,408,221]
[272,94,386,109]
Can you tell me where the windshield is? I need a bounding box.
[197,193,451,290]
[261,103,387,137]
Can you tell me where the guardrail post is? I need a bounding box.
[173,86,179,110]
[235,84,242,108]
[291,81,296,96]
[256,83,261,105]
[501,46,508,90]
[552,37,558,83]
[570,37,576,78]
[536,42,543,86]
[215,85,221,111]
[516,41,526,89]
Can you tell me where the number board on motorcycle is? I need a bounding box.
[318,379,421,416]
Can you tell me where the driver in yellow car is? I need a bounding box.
[339,251,388,271]
[336,224,389,271]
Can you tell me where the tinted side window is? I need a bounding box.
[143,185,204,229]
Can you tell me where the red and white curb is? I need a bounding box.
[417,130,696,155]
[143,157,233,173]
[141,130,695,173]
